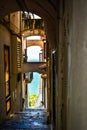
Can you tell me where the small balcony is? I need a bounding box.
[22,19,44,31]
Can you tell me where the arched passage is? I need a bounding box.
[0,0,57,49]
[0,1,59,130]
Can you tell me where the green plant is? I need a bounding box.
[29,94,38,108]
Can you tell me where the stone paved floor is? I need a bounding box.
[0,108,51,130]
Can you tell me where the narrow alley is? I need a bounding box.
[0,109,50,130]
[1,0,87,130]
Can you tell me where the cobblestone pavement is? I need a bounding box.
[0,108,51,130]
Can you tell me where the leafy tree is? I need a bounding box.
[29,94,38,108]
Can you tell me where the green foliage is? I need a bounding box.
[29,94,38,108]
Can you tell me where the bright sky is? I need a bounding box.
[25,12,41,19]
[27,46,42,62]
[28,72,40,95]
[27,36,41,40]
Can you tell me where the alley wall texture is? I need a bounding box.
[1,1,87,130]
[66,0,87,130]
[0,24,10,122]
[0,24,22,123]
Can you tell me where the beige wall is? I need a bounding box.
[10,12,21,34]
[0,24,11,123]
[0,24,11,45]
[0,24,22,123]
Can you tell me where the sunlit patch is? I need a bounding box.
[33,122,41,126]
[27,36,41,40]
[27,46,42,62]
[10,114,16,118]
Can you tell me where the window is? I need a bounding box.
[4,45,11,113]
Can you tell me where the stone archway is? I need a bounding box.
[0,0,57,49]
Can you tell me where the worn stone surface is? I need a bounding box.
[0,109,51,130]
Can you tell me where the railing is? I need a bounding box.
[21,19,44,31]
[2,17,44,35]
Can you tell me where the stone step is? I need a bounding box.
[0,109,51,130]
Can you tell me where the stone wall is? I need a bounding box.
[67,0,87,130]
[0,24,22,123]
[0,24,10,123]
